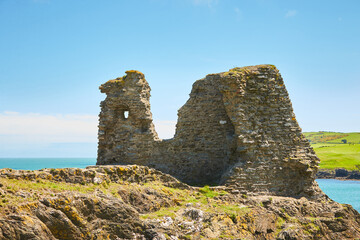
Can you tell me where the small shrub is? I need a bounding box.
[198,185,218,198]
[229,213,237,223]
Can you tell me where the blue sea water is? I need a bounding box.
[316,179,360,212]
[0,158,96,170]
[0,158,359,212]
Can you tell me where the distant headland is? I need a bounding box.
[304,131,360,180]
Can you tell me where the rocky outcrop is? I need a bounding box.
[0,166,360,239]
[97,65,320,198]
[0,165,187,188]
[317,169,360,180]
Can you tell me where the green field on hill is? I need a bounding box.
[303,132,360,170]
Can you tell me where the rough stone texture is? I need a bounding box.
[97,65,321,197]
[0,165,188,189]
[1,166,360,240]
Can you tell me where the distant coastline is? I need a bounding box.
[304,132,360,180]
[317,168,360,180]
[1,157,360,181]
[0,158,96,171]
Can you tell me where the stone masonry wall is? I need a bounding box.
[97,65,321,197]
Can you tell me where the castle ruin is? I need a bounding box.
[97,65,321,197]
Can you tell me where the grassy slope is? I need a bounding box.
[303,132,360,170]
[312,143,360,170]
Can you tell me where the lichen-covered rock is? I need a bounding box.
[97,65,320,198]
[0,166,360,239]
[0,165,188,189]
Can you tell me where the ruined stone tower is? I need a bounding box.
[97,65,321,197]
[97,70,159,165]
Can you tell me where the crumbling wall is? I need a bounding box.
[97,65,321,197]
[97,70,159,165]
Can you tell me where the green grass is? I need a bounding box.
[303,132,360,170]
[140,206,181,219]
[327,132,360,144]
[214,204,250,216]
[312,143,360,170]
[198,185,228,198]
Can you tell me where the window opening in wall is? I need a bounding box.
[124,110,129,119]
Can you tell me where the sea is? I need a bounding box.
[0,158,97,171]
[0,158,359,212]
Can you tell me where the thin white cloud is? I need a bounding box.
[285,10,297,18]
[0,112,178,144]
[0,112,98,143]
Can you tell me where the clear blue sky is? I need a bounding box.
[1,0,359,157]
